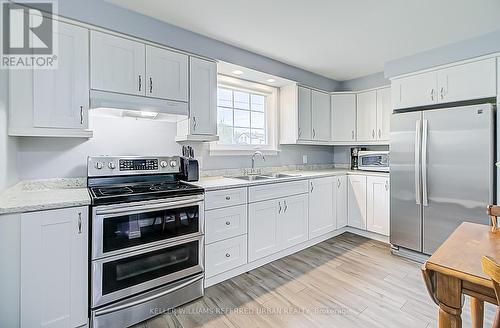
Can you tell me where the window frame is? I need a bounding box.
[210,75,279,156]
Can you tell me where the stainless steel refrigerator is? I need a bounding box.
[390,102,495,255]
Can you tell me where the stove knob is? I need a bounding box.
[160,161,168,168]
[169,160,177,168]
[95,162,103,170]
[108,162,116,170]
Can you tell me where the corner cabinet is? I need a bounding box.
[366,176,390,236]
[20,206,88,328]
[347,175,367,229]
[176,57,219,142]
[336,175,348,228]
[9,19,92,137]
[391,58,496,109]
[356,87,391,142]
[308,177,336,239]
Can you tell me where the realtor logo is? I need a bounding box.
[1,1,58,69]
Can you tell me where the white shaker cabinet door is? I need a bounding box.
[248,199,280,262]
[331,94,356,142]
[308,177,335,239]
[189,57,217,135]
[311,90,331,141]
[33,20,89,129]
[336,175,348,229]
[297,86,312,140]
[391,71,437,109]
[280,194,309,249]
[376,87,391,141]
[146,45,188,101]
[20,207,88,328]
[356,90,377,142]
[366,176,390,236]
[90,30,145,96]
[348,175,367,230]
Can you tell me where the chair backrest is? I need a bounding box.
[486,205,500,232]
[482,256,500,302]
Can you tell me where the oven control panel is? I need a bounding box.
[88,156,181,177]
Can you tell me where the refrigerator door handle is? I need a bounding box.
[422,119,429,207]
[415,120,422,205]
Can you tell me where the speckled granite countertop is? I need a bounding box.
[190,169,389,191]
[0,178,91,214]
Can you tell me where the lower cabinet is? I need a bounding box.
[20,206,88,328]
[336,176,348,228]
[248,193,308,262]
[309,177,336,239]
[366,176,390,236]
[205,235,248,278]
[348,175,367,229]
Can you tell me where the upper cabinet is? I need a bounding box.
[9,19,92,137]
[176,57,218,141]
[376,88,391,141]
[392,58,496,109]
[90,31,145,96]
[356,88,391,142]
[331,93,356,142]
[280,84,331,144]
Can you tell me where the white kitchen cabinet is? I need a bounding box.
[331,93,356,142]
[248,198,281,262]
[145,45,188,101]
[90,30,145,96]
[437,58,496,104]
[298,86,313,140]
[311,90,331,141]
[20,207,88,328]
[205,235,247,277]
[356,91,377,141]
[366,176,390,236]
[205,205,247,244]
[248,180,308,203]
[9,19,92,137]
[348,175,367,229]
[376,87,391,141]
[205,187,248,210]
[280,194,309,249]
[308,177,336,239]
[336,176,348,228]
[392,58,496,109]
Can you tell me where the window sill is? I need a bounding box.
[209,148,280,156]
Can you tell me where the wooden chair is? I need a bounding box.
[481,256,500,328]
[487,205,500,233]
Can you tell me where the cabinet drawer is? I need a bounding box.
[248,180,309,203]
[205,187,247,210]
[205,235,247,278]
[205,205,247,244]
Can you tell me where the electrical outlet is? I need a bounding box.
[302,155,308,164]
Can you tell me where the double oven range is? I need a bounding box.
[87,156,205,328]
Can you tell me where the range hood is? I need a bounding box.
[89,90,188,122]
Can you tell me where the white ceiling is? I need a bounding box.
[107,0,500,81]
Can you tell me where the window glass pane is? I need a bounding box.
[251,111,265,130]
[217,88,232,107]
[234,109,250,127]
[234,91,250,109]
[217,125,233,144]
[234,128,251,145]
[251,94,265,112]
[217,107,233,125]
[251,129,266,145]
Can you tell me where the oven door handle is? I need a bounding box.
[96,197,203,216]
[93,273,204,317]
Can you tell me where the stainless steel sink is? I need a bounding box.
[261,173,299,179]
[229,175,272,181]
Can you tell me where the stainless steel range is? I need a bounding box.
[87,156,205,328]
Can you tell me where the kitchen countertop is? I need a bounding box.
[191,169,389,191]
[0,178,91,215]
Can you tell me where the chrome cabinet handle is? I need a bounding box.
[278,201,282,214]
[310,181,314,193]
[149,77,153,93]
[337,179,341,188]
[78,212,82,234]
[440,87,444,100]
[225,253,231,258]
[351,130,355,140]
[225,196,231,200]
[284,200,288,213]
[372,129,375,139]
[225,221,231,226]
[193,116,197,131]
[385,180,389,191]
[80,106,84,125]
[138,75,142,92]
[298,128,302,138]
[312,129,316,138]
[378,129,381,139]
[430,88,434,101]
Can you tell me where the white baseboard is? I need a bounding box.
[344,227,390,243]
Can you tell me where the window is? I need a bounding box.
[217,88,267,145]
[211,75,278,155]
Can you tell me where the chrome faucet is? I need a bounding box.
[251,151,266,171]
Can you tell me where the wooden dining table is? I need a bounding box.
[422,222,500,328]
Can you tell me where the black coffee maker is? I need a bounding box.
[350,147,366,170]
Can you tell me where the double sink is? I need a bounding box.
[228,172,300,181]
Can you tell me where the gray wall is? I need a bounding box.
[337,71,390,92]
[57,0,339,91]
[385,28,500,78]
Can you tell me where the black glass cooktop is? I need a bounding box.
[88,179,203,205]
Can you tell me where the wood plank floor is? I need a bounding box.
[135,233,497,328]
